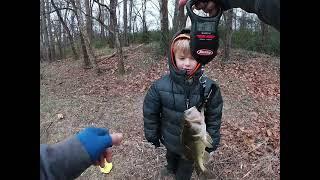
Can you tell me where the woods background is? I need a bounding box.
[40,0,280,71]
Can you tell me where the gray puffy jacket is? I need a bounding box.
[40,137,92,180]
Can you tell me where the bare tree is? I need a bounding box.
[141,0,148,42]
[160,0,169,55]
[132,14,137,40]
[41,0,50,61]
[239,10,247,30]
[93,0,125,74]
[178,2,187,29]
[172,0,186,32]
[70,12,76,37]
[223,9,233,61]
[53,20,64,59]
[85,0,94,41]
[128,0,133,35]
[260,20,268,50]
[40,16,44,61]
[172,0,179,32]
[98,0,106,39]
[123,0,129,46]
[45,0,56,61]
[109,0,117,48]
[233,8,237,30]
[79,28,91,67]
[51,0,79,60]
[71,0,101,73]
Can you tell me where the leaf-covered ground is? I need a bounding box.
[40,43,279,180]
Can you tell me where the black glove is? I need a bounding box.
[151,140,160,148]
[205,146,217,153]
[150,136,165,148]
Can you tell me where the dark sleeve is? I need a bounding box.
[222,0,280,31]
[40,136,92,180]
[143,82,161,142]
[205,85,223,152]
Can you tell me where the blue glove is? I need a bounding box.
[76,127,112,162]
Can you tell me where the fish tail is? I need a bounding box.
[198,169,209,180]
[200,170,219,180]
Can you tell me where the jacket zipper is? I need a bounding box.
[186,98,190,109]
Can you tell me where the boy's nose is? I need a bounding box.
[184,59,191,66]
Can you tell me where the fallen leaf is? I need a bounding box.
[57,113,64,119]
[266,129,272,137]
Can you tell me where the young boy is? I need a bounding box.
[143,29,223,180]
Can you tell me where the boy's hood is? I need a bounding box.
[168,28,203,86]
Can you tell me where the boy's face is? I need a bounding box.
[174,50,198,75]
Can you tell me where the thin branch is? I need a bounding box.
[92,0,111,12]
[148,0,160,11]
[47,1,115,36]
[45,7,75,15]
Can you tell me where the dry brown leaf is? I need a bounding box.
[57,113,64,119]
[266,129,272,137]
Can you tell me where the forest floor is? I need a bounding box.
[40,43,280,180]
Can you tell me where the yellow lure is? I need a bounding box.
[99,159,113,174]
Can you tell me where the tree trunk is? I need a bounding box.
[178,3,187,29]
[172,0,186,32]
[40,0,50,61]
[172,0,179,32]
[260,20,268,51]
[123,0,128,46]
[128,0,133,43]
[70,13,76,38]
[223,9,233,62]
[115,32,125,74]
[142,0,149,42]
[110,0,125,74]
[240,10,247,30]
[142,0,147,32]
[45,0,56,61]
[93,0,124,74]
[160,0,169,55]
[98,0,106,39]
[233,8,237,30]
[79,32,91,67]
[85,0,93,41]
[55,21,64,59]
[40,16,45,62]
[51,0,79,60]
[109,0,117,48]
[77,0,101,73]
[132,15,136,41]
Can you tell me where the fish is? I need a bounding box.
[180,106,213,179]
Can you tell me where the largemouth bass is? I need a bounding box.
[181,106,213,179]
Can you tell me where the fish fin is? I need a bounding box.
[202,133,213,148]
[203,151,210,163]
[206,133,213,145]
[200,107,205,116]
